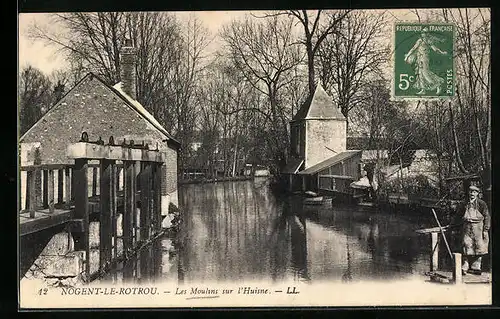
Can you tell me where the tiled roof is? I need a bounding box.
[20,73,180,148]
[111,82,179,146]
[292,83,345,122]
[298,150,361,175]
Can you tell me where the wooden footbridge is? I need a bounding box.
[19,133,165,282]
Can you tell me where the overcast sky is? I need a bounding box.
[18,11,257,75]
[18,9,438,76]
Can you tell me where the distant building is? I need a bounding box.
[382,149,449,188]
[283,84,363,193]
[19,39,181,212]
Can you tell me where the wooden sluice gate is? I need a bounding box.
[19,133,165,282]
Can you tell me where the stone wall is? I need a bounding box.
[305,120,347,169]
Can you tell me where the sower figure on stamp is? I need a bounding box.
[448,184,490,275]
[404,28,448,95]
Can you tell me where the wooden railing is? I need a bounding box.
[20,133,165,282]
[21,164,73,217]
[318,174,355,194]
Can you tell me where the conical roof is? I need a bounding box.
[292,83,346,122]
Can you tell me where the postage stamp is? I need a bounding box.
[393,23,456,100]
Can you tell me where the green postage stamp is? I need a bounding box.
[393,23,455,100]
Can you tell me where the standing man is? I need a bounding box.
[450,184,491,275]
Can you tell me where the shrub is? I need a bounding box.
[378,174,439,198]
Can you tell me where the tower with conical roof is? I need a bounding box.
[289,83,347,169]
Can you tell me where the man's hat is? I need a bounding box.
[469,185,481,192]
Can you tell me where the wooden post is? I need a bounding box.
[42,170,48,208]
[99,159,114,272]
[123,259,134,281]
[148,164,154,236]
[453,253,462,284]
[431,232,439,272]
[73,158,89,281]
[116,166,121,192]
[27,171,35,218]
[64,167,71,209]
[47,169,55,213]
[34,167,42,212]
[123,161,135,255]
[58,169,64,204]
[71,167,76,202]
[152,238,162,281]
[154,163,162,233]
[133,161,140,243]
[140,163,151,242]
[140,247,149,282]
[111,164,118,260]
[92,166,98,197]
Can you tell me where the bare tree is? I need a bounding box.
[172,15,212,172]
[316,10,389,120]
[427,8,491,177]
[28,13,127,84]
[220,14,303,173]
[254,10,350,97]
[28,12,188,131]
[19,65,53,135]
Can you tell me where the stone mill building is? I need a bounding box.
[283,84,363,194]
[19,39,180,213]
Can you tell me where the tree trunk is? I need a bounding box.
[307,47,315,96]
[448,101,469,174]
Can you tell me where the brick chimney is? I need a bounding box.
[120,38,137,100]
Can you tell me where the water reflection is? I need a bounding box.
[106,179,431,284]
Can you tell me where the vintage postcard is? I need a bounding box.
[18,8,492,309]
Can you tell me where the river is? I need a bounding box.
[103,178,441,285]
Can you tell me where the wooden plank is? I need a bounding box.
[319,174,355,180]
[47,170,55,213]
[116,166,121,192]
[453,253,462,284]
[153,164,162,233]
[58,169,64,204]
[140,247,149,281]
[431,232,439,272]
[42,170,48,208]
[25,171,30,213]
[111,164,118,260]
[123,259,134,281]
[72,158,89,281]
[133,161,139,243]
[145,163,152,238]
[123,161,135,255]
[67,143,165,163]
[20,163,71,171]
[92,166,98,197]
[20,209,72,236]
[415,226,450,234]
[139,164,151,242]
[34,168,42,213]
[99,159,114,272]
[64,167,71,209]
[70,167,75,201]
[27,171,36,218]
[429,271,491,284]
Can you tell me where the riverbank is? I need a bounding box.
[178,176,253,185]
